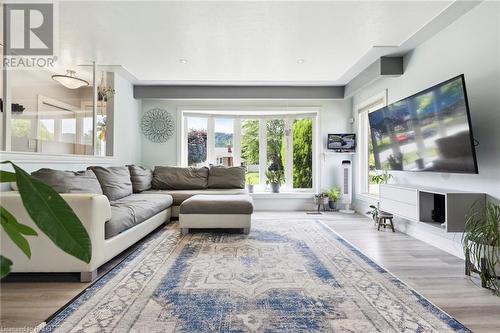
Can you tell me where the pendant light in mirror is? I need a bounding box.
[52,70,89,89]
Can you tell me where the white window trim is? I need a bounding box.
[258,119,267,187]
[180,107,319,193]
[207,116,215,165]
[356,90,387,199]
[233,118,241,166]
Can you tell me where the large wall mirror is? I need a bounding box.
[1,62,114,158]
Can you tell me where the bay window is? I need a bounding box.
[182,109,318,193]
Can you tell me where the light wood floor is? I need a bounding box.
[1,212,499,332]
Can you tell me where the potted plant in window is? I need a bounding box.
[463,201,500,294]
[370,169,393,185]
[325,187,341,210]
[246,174,257,193]
[266,170,285,193]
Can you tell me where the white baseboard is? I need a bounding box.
[253,197,316,211]
[392,218,465,259]
[354,197,465,259]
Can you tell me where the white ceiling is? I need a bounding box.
[55,1,458,85]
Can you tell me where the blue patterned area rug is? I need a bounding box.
[41,219,470,332]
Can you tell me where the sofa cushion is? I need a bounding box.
[151,166,209,190]
[127,165,153,193]
[180,194,254,215]
[106,193,173,239]
[144,188,247,205]
[88,166,133,201]
[31,168,103,194]
[208,166,245,189]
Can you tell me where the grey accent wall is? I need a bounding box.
[353,1,500,208]
[134,85,344,100]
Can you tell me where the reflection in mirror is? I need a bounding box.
[10,68,94,155]
[5,67,114,156]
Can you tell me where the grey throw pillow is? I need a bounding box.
[127,165,153,193]
[208,166,245,189]
[151,166,209,190]
[87,166,133,201]
[31,168,103,194]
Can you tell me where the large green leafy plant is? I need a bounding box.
[463,201,500,294]
[0,161,92,278]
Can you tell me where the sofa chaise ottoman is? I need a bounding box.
[179,194,254,234]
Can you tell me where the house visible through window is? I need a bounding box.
[183,110,317,192]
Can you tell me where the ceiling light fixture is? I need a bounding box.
[52,70,89,89]
[297,59,305,64]
[179,59,188,64]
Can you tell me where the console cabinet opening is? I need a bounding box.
[419,192,446,225]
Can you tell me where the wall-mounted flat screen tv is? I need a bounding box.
[368,74,478,174]
[327,133,356,152]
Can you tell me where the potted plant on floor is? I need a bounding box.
[266,170,285,193]
[313,193,329,212]
[325,187,341,210]
[366,203,380,224]
[463,201,500,294]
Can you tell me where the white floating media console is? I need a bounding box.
[379,184,485,232]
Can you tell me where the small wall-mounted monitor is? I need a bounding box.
[327,134,356,152]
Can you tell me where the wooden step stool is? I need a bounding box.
[377,211,395,232]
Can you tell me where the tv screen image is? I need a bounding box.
[328,134,356,152]
[368,75,478,174]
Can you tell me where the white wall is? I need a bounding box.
[354,1,499,203]
[140,98,352,210]
[351,1,500,257]
[112,73,142,166]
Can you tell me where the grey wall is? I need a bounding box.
[135,85,344,99]
[353,1,500,209]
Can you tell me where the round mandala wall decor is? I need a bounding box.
[141,108,175,143]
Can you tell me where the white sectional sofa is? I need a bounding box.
[0,165,252,281]
[0,192,170,282]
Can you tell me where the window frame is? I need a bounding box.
[181,108,319,193]
[356,91,387,199]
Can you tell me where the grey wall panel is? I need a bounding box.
[134,85,344,100]
[344,56,404,98]
[380,57,404,76]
